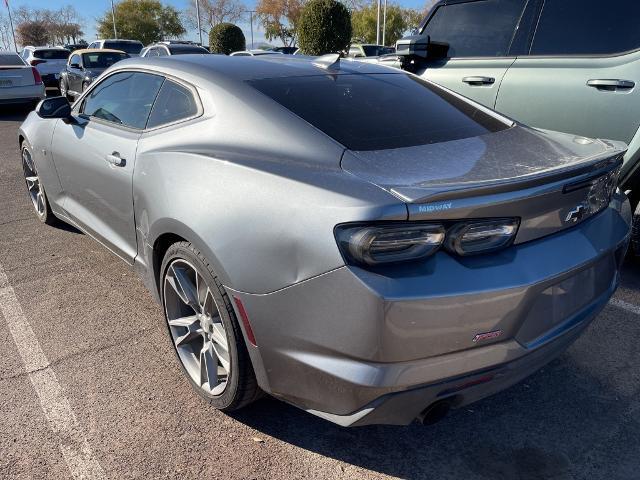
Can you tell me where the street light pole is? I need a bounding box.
[375,0,381,45]
[110,0,117,38]
[248,10,255,49]
[195,0,203,46]
[382,0,387,46]
[5,1,17,52]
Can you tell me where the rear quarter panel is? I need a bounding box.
[133,84,406,295]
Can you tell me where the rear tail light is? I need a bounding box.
[336,218,520,266]
[336,224,445,265]
[445,218,519,256]
[30,59,45,66]
[31,67,42,85]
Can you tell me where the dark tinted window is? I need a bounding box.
[82,52,128,68]
[34,49,70,60]
[82,71,164,129]
[0,54,25,66]
[168,45,209,54]
[530,0,640,55]
[423,0,526,57]
[147,80,198,128]
[249,74,509,151]
[103,41,143,54]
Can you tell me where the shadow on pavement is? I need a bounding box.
[0,104,33,122]
[232,326,639,479]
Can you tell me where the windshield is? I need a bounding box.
[34,49,70,60]
[362,45,393,56]
[0,54,25,66]
[249,73,509,151]
[103,41,143,54]
[82,52,129,68]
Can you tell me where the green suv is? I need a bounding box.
[395,0,640,207]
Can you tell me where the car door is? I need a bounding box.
[67,53,82,94]
[496,0,640,148]
[417,0,528,108]
[50,70,165,263]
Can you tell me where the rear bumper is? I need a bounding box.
[41,74,60,87]
[0,84,45,103]
[228,193,631,426]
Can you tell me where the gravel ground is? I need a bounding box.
[1,104,639,480]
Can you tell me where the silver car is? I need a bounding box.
[0,51,45,106]
[17,55,631,426]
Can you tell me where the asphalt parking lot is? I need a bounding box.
[1,104,640,480]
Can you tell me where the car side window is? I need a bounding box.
[147,48,159,57]
[69,54,81,67]
[423,0,526,58]
[88,42,97,49]
[156,47,168,56]
[81,71,164,129]
[146,80,199,129]
[530,0,640,56]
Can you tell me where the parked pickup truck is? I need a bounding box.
[390,0,640,248]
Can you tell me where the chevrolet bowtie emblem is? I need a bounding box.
[565,204,587,224]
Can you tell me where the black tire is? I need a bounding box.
[59,77,69,100]
[160,241,260,411]
[21,143,57,226]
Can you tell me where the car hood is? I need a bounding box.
[341,125,627,204]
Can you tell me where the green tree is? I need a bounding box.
[96,0,185,45]
[209,22,246,54]
[351,1,417,46]
[298,0,351,55]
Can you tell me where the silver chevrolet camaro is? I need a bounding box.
[18,54,631,426]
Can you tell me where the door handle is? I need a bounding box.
[462,76,495,85]
[105,152,126,167]
[587,79,635,91]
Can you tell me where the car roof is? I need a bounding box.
[26,46,69,51]
[73,48,126,55]
[98,39,143,44]
[113,54,398,83]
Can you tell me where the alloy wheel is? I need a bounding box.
[22,148,45,217]
[163,259,231,396]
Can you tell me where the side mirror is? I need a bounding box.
[36,97,72,119]
[69,62,81,69]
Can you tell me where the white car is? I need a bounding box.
[19,46,70,88]
[0,51,45,106]
[230,50,283,56]
[87,39,144,57]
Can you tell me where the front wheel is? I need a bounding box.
[21,144,56,225]
[161,241,260,411]
[59,78,69,100]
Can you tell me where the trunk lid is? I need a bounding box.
[0,66,35,87]
[342,126,626,243]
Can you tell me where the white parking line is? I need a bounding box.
[609,297,640,316]
[0,264,106,480]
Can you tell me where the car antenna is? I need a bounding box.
[312,53,340,71]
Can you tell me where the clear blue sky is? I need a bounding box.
[7,0,427,47]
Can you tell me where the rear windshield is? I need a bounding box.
[34,49,70,60]
[362,45,394,56]
[82,52,128,68]
[0,54,25,66]
[168,45,209,54]
[104,41,143,54]
[248,73,509,151]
